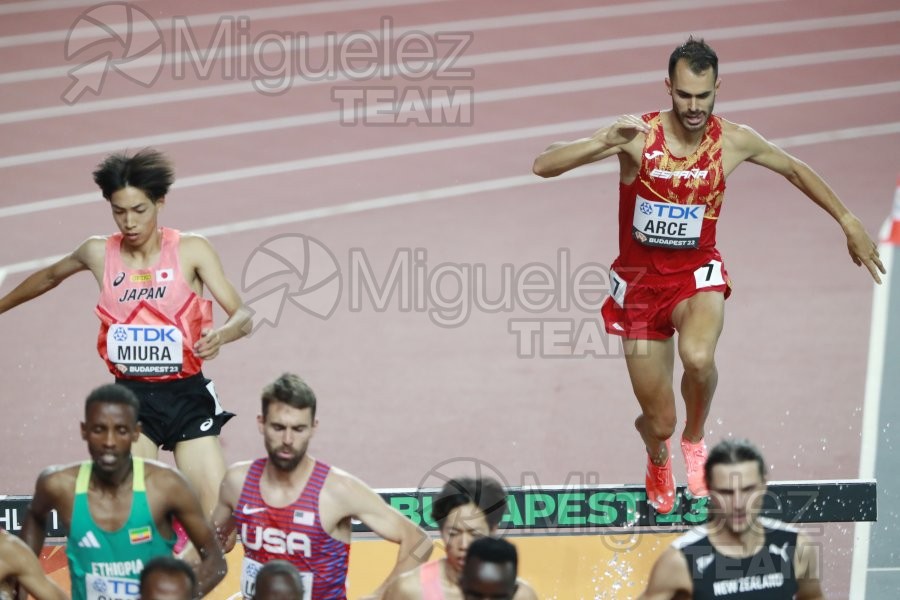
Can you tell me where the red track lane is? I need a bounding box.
[2,1,899,597]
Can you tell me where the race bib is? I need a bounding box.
[84,573,140,600]
[632,197,703,249]
[609,270,627,308]
[241,557,313,600]
[106,324,183,376]
[693,260,725,289]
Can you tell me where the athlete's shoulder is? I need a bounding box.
[33,462,81,498]
[719,117,766,142]
[142,458,188,486]
[384,565,423,599]
[37,461,81,482]
[671,525,710,550]
[514,577,540,600]
[321,464,362,490]
[758,517,799,534]
[75,235,110,262]
[225,460,255,481]
[177,231,215,250]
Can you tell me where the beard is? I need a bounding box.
[266,445,304,472]
[675,97,715,132]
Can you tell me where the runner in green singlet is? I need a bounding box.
[20,384,226,599]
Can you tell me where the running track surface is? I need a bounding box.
[1,1,899,597]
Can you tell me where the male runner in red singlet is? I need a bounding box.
[532,37,885,514]
[211,373,432,599]
[0,149,252,533]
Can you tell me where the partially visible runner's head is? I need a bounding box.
[139,555,197,600]
[459,537,519,600]
[84,383,140,424]
[668,35,719,80]
[432,477,508,573]
[704,438,768,535]
[252,560,305,600]
[258,373,319,472]
[261,372,317,419]
[93,148,175,203]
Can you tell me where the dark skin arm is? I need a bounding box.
[0,532,68,600]
[146,464,227,598]
[18,467,76,600]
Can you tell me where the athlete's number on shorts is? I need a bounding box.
[610,270,627,307]
[693,260,725,289]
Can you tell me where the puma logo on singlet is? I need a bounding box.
[769,542,790,562]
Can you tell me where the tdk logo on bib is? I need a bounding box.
[106,325,183,376]
[632,198,703,249]
[112,326,178,343]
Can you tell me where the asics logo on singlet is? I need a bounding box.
[241,524,311,557]
[650,168,709,180]
[200,418,214,432]
[644,150,664,160]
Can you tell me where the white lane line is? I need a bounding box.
[2,43,897,169]
[0,5,900,119]
[0,0,870,85]
[2,82,900,220]
[0,0,145,15]
[0,0,451,48]
[2,121,899,277]
[849,227,895,597]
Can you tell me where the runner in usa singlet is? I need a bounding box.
[233,458,350,599]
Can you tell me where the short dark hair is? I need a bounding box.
[254,560,305,599]
[92,148,175,202]
[668,36,718,80]
[466,536,518,571]
[704,438,767,485]
[139,556,197,598]
[261,373,317,419]
[431,477,507,531]
[85,384,140,424]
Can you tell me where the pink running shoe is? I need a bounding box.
[646,440,676,514]
[173,518,189,555]
[681,437,709,498]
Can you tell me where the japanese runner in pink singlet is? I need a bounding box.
[97,227,212,380]
[0,149,252,535]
